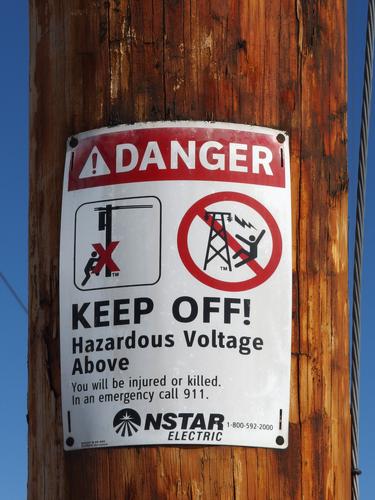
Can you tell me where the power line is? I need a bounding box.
[0,271,28,315]
[351,1,375,499]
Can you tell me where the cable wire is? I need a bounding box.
[351,1,375,498]
[0,271,28,315]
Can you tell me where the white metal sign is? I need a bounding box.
[59,121,292,450]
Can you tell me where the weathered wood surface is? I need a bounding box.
[29,1,350,498]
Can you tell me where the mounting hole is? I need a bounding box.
[276,133,285,144]
[276,435,285,446]
[66,437,75,447]
[69,137,79,148]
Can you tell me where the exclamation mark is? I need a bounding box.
[67,411,72,433]
[69,151,75,172]
[92,152,97,175]
[243,299,251,325]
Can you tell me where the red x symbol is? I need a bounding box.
[91,242,120,274]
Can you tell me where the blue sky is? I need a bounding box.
[0,1,373,498]
[0,2,28,499]
[348,2,375,497]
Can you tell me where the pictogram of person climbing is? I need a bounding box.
[233,229,266,268]
[81,251,100,286]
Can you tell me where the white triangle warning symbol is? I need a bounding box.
[79,146,111,179]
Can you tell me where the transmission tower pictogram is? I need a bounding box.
[203,211,232,271]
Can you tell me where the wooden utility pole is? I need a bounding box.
[29,1,350,498]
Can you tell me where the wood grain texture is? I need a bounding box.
[29,1,350,498]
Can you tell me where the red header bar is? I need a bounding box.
[68,126,286,191]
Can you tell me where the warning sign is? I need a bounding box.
[60,121,292,451]
[78,145,111,178]
[74,196,161,290]
[177,191,282,292]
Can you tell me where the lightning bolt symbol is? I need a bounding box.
[234,214,257,230]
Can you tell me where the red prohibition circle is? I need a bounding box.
[177,191,282,292]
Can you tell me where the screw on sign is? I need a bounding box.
[177,192,282,292]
